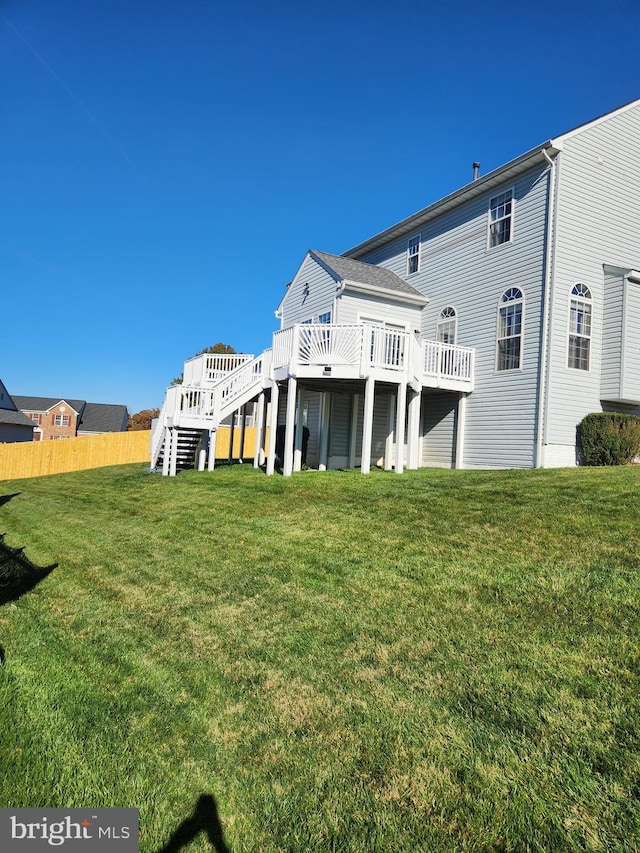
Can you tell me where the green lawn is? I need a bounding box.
[0,463,639,852]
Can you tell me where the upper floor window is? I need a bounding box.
[407,235,420,275]
[568,283,592,371]
[488,189,514,248]
[28,412,41,424]
[497,287,523,371]
[318,311,331,324]
[54,414,70,427]
[437,307,457,344]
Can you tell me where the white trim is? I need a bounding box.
[407,233,421,276]
[436,306,458,345]
[487,187,515,251]
[566,283,593,372]
[342,279,429,306]
[495,287,525,372]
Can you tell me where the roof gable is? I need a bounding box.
[310,250,427,305]
[12,396,85,415]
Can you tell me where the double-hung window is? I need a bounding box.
[54,414,70,427]
[568,283,592,370]
[407,235,420,275]
[497,288,523,371]
[488,189,514,248]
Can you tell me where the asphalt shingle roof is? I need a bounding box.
[0,409,35,428]
[78,403,128,433]
[310,250,425,298]
[12,396,86,414]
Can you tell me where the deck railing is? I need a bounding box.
[422,340,474,383]
[274,324,473,384]
[182,353,253,385]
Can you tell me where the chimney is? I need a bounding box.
[472,162,480,181]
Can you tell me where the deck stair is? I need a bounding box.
[151,351,271,473]
[153,427,203,473]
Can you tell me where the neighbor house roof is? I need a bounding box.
[310,249,428,305]
[12,396,85,414]
[0,408,35,428]
[78,403,128,433]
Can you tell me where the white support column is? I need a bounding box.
[198,448,206,471]
[293,387,304,472]
[395,380,407,474]
[161,427,170,476]
[348,394,359,469]
[283,376,297,477]
[455,392,467,470]
[361,377,375,474]
[169,428,179,477]
[254,392,266,468]
[207,429,216,471]
[266,384,279,476]
[407,388,421,470]
[384,394,395,471]
[318,392,330,471]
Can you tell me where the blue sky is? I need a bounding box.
[1,0,639,413]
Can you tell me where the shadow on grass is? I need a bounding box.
[156,794,231,853]
[0,493,20,508]
[0,527,57,664]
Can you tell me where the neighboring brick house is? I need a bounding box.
[0,380,35,443]
[12,397,129,442]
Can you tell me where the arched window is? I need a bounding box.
[436,307,457,344]
[497,287,523,371]
[568,283,592,370]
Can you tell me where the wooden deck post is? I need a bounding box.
[349,394,359,469]
[283,376,297,477]
[161,427,170,476]
[254,392,266,468]
[395,380,407,474]
[455,392,467,469]
[384,394,395,471]
[318,392,330,471]
[361,377,375,474]
[207,429,216,471]
[169,428,179,477]
[293,388,304,472]
[266,384,279,476]
[407,388,421,470]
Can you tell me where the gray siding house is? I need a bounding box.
[152,100,640,475]
[0,380,35,443]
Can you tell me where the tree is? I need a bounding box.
[170,343,237,386]
[128,408,160,431]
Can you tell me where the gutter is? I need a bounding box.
[535,147,560,467]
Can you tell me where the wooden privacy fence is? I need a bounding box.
[0,431,152,481]
[0,426,262,481]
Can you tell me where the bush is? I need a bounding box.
[579,412,640,465]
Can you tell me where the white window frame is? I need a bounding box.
[496,287,524,371]
[407,234,421,275]
[488,188,514,249]
[567,283,592,371]
[318,311,332,324]
[54,414,70,427]
[436,307,457,345]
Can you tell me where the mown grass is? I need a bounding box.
[0,463,639,852]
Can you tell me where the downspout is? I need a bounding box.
[535,148,559,467]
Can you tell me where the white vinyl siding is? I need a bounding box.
[421,392,457,467]
[354,162,549,468]
[545,103,640,450]
[279,255,337,329]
